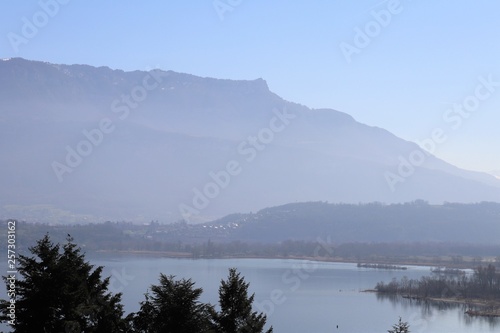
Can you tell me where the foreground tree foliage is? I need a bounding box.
[213,268,273,333]
[0,235,127,333]
[130,268,273,333]
[387,317,410,333]
[131,274,213,332]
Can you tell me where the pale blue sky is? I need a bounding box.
[1,0,499,174]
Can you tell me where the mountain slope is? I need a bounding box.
[1,58,499,223]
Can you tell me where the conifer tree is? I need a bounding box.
[388,317,410,333]
[132,273,213,333]
[0,235,127,332]
[213,268,272,333]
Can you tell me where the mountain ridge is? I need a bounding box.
[1,58,499,223]
[196,201,500,244]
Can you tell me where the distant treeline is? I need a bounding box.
[2,220,500,267]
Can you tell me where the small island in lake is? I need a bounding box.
[374,264,500,317]
[357,263,407,270]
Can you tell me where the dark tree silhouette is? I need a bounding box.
[131,274,214,332]
[0,234,127,333]
[213,268,272,333]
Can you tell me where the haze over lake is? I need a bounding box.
[91,256,498,333]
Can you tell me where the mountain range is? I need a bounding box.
[1,58,499,223]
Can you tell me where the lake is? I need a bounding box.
[91,256,499,333]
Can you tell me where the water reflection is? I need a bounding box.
[376,293,500,329]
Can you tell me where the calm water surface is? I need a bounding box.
[92,256,499,333]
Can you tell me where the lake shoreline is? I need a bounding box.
[95,249,500,318]
[94,249,445,268]
[368,291,500,318]
[84,253,500,331]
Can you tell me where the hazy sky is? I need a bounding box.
[1,0,499,174]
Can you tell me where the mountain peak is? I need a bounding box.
[1,58,499,223]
